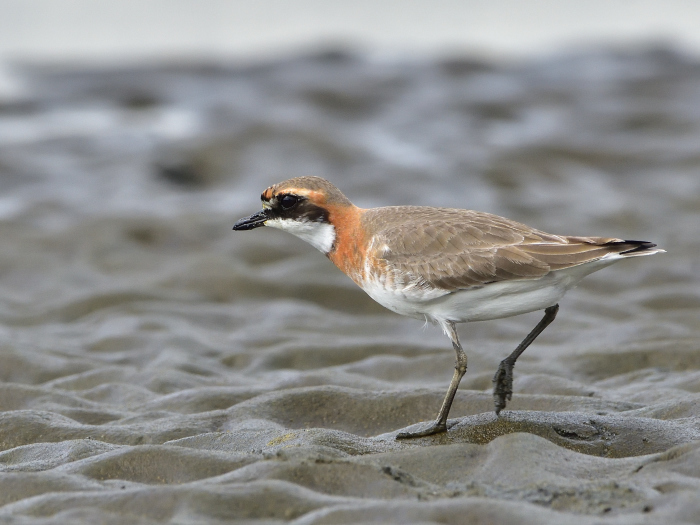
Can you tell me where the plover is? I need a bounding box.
[233,176,663,438]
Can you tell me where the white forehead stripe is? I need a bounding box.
[266,218,336,254]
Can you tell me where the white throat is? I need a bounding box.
[266,218,336,254]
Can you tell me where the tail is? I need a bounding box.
[607,240,665,257]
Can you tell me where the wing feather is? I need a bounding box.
[361,207,629,292]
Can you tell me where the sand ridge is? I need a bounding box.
[0,48,699,523]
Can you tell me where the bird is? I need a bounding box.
[233,176,664,439]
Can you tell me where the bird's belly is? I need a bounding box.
[425,277,568,322]
[359,278,450,320]
[360,272,571,323]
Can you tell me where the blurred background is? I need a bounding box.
[1,1,700,522]
[3,0,700,63]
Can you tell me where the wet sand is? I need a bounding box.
[0,48,699,523]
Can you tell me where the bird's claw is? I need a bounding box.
[396,421,447,439]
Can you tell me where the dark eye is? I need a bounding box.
[280,194,299,209]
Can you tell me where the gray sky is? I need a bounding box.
[1,0,699,62]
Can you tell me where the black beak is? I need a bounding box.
[232,209,269,231]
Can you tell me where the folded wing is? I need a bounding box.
[362,207,652,292]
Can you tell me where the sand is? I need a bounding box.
[0,47,699,523]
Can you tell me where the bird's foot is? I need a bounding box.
[492,359,514,415]
[396,420,447,439]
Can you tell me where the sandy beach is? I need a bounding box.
[0,46,699,523]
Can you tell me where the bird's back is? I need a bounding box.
[360,206,660,294]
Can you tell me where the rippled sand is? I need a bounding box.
[0,48,699,524]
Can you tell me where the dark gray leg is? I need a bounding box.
[492,304,559,415]
[396,321,467,439]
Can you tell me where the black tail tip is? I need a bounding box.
[619,240,657,254]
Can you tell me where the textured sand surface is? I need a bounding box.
[0,48,699,523]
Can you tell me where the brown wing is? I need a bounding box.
[362,207,629,292]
